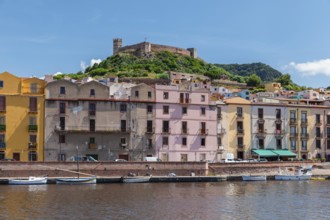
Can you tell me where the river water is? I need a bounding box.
[0,181,329,220]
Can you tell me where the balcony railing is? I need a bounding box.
[301,119,308,125]
[236,114,244,119]
[89,110,96,116]
[88,143,97,149]
[315,121,322,126]
[256,129,267,138]
[181,128,189,134]
[179,98,191,104]
[28,125,38,132]
[0,142,6,149]
[237,129,244,135]
[275,119,282,124]
[54,125,128,133]
[290,118,297,125]
[199,129,208,135]
[217,128,226,135]
[316,133,322,138]
[301,133,309,139]
[217,114,222,120]
[0,124,5,132]
[146,127,155,134]
[275,130,285,138]
[257,118,265,124]
[289,132,298,138]
[237,144,245,149]
[120,143,128,148]
[162,128,171,134]
[28,142,37,149]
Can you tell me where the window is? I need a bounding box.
[163,92,169,99]
[259,139,264,149]
[59,134,65,143]
[147,120,153,133]
[301,112,307,123]
[147,105,153,113]
[135,91,139,98]
[0,81,3,88]
[30,83,37,93]
[120,103,127,112]
[276,139,282,149]
[0,116,5,125]
[90,119,95,132]
[200,122,206,134]
[29,97,37,112]
[238,137,243,146]
[90,89,95,96]
[29,134,37,143]
[182,137,187,146]
[290,126,296,135]
[121,120,126,132]
[199,153,206,161]
[148,91,152,98]
[316,139,321,149]
[28,152,37,161]
[0,96,5,111]
[89,103,96,116]
[316,114,321,124]
[290,111,296,119]
[237,121,243,132]
[302,140,307,150]
[0,134,5,143]
[201,137,205,147]
[316,127,321,138]
[29,116,37,125]
[201,95,205,102]
[201,107,206,115]
[182,121,187,134]
[327,127,330,138]
[162,121,169,133]
[162,136,169,146]
[60,86,66,95]
[182,107,187,115]
[120,138,126,144]
[218,137,222,146]
[60,117,65,130]
[258,108,263,118]
[147,139,152,148]
[276,109,281,119]
[237,107,243,117]
[327,140,330,150]
[90,137,96,144]
[291,139,296,150]
[327,115,330,124]
[163,105,169,114]
[217,108,222,119]
[59,102,66,114]
[180,154,188,162]
[0,152,5,160]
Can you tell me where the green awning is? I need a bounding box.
[252,149,278,157]
[272,150,296,157]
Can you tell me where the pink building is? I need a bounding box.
[155,84,217,162]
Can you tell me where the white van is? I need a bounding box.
[143,157,162,162]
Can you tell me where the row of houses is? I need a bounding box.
[1,71,330,162]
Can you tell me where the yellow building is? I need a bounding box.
[0,72,46,161]
[265,82,282,93]
[223,97,251,159]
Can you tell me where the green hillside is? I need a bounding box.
[215,63,282,82]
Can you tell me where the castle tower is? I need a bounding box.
[187,48,197,58]
[113,38,123,55]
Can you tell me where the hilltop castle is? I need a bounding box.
[113,38,197,58]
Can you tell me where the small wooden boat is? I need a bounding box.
[275,167,312,181]
[8,176,48,185]
[56,176,96,184]
[121,175,151,183]
[242,175,266,181]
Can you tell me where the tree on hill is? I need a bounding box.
[245,74,261,87]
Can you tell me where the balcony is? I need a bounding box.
[28,142,37,149]
[162,128,171,135]
[290,118,297,125]
[217,113,222,120]
[315,121,322,126]
[300,133,309,139]
[179,98,191,104]
[199,128,208,135]
[256,129,267,138]
[217,128,226,136]
[0,124,5,132]
[289,132,298,138]
[88,143,97,149]
[181,128,189,135]
[327,133,330,139]
[257,118,265,124]
[237,144,245,149]
[120,143,128,148]
[237,129,244,136]
[236,114,244,120]
[0,142,6,149]
[54,125,126,134]
[275,130,285,138]
[275,119,282,124]
[301,119,308,126]
[89,110,96,116]
[28,125,38,132]
[146,127,155,134]
[316,133,322,139]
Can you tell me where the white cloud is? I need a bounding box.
[80,58,102,72]
[288,59,330,76]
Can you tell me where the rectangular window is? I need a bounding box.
[217,108,222,119]
[148,91,152,98]
[147,105,153,113]
[121,120,126,132]
[163,105,169,114]
[238,137,243,146]
[120,137,126,144]
[199,153,206,162]
[89,103,96,116]
[147,120,153,133]
[147,138,152,148]
[237,121,243,133]
[135,91,139,98]
[180,93,184,103]
[0,134,5,143]
[90,137,96,144]
[29,116,37,125]
[120,103,127,112]
[201,137,205,146]
[162,136,169,146]
[180,154,188,162]
[276,109,281,119]
[316,127,321,137]
[259,139,264,149]
[316,114,321,124]
[258,108,263,118]
[90,119,95,132]
[301,112,307,123]
[163,92,169,99]
[182,107,187,115]
[59,102,66,114]
[29,134,37,143]
[59,134,65,143]
[290,111,296,119]
[162,121,169,133]
[29,97,37,112]
[0,116,5,125]
[237,107,243,117]
[327,140,330,150]
[30,83,38,93]
[316,139,321,149]
[182,121,187,134]
[182,137,187,146]
[201,107,206,115]
[201,95,205,102]
[302,140,307,150]
[327,115,330,124]
[218,137,222,146]
[90,89,95,96]
[29,152,37,161]
[60,117,65,130]
[0,152,5,160]
[60,86,66,95]
[276,139,282,149]
[0,96,5,111]
[0,81,3,88]
[291,139,296,150]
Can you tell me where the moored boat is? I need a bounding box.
[56,176,96,184]
[8,176,48,185]
[121,175,151,183]
[242,175,266,181]
[275,167,312,181]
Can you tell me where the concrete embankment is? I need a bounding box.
[0,161,329,183]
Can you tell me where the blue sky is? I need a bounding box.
[1,0,330,87]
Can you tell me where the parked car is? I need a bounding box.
[69,156,98,162]
[258,158,268,162]
[114,159,127,162]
